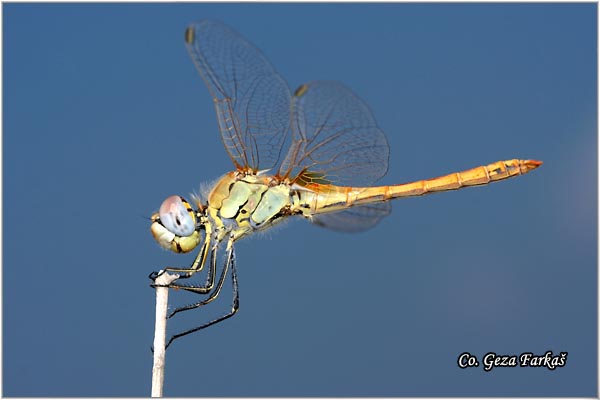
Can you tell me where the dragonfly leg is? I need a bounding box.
[150,233,216,294]
[166,245,221,317]
[165,239,239,348]
[167,238,234,318]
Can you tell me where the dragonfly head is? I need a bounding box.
[150,195,203,253]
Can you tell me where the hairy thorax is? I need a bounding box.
[206,172,296,241]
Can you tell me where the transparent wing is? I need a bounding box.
[311,202,392,232]
[279,81,390,186]
[185,20,291,171]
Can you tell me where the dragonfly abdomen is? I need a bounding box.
[379,158,543,200]
[303,159,542,215]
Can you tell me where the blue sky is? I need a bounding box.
[3,3,596,396]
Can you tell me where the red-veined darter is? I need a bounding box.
[150,20,542,348]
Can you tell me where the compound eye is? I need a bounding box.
[158,195,196,237]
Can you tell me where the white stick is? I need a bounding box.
[151,271,179,397]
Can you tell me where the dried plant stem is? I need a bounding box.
[151,271,179,397]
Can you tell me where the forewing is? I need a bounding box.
[311,202,392,232]
[279,81,390,186]
[185,21,291,171]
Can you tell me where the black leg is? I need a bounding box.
[165,240,240,349]
[167,239,234,318]
[150,233,216,295]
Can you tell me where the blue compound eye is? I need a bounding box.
[158,195,196,237]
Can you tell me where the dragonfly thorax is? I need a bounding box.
[206,171,295,241]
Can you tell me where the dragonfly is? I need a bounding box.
[150,20,542,348]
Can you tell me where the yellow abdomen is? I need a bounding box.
[299,159,543,215]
